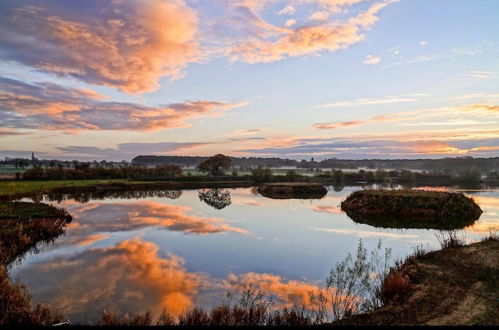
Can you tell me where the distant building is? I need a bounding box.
[31,152,38,162]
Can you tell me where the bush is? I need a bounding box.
[381,271,412,302]
[251,166,273,183]
[456,169,481,184]
[285,170,299,182]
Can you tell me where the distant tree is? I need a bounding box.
[399,169,415,182]
[487,171,499,181]
[251,166,273,183]
[457,169,481,184]
[374,169,388,182]
[364,171,375,182]
[332,169,345,183]
[197,154,232,177]
[285,169,299,182]
[154,164,182,177]
[22,166,44,180]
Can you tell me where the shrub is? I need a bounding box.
[381,271,412,302]
[251,166,273,183]
[435,231,465,249]
[285,170,299,182]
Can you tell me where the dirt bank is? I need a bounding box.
[335,237,499,326]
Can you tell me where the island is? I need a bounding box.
[257,183,328,199]
[340,189,482,229]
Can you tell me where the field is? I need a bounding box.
[0,180,129,196]
[0,165,29,174]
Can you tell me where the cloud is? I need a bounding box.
[312,205,342,214]
[0,1,200,93]
[67,234,110,247]
[419,40,427,46]
[465,70,495,80]
[227,0,397,63]
[56,142,210,161]
[309,11,330,21]
[363,54,381,65]
[285,19,297,27]
[314,94,420,108]
[238,123,499,158]
[314,120,365,130]
[16,239,204,321]
[0,77,246,132]
[62,200,247,236]
[0,128,28,137]
[313,103,499,131]
[311,227,419,239]
[223,272,321,309]
[278,5,296,15]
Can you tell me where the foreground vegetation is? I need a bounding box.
[0,213,69,325]
[335,234,499,326]
[341,189,483,230]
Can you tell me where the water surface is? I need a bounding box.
[11,185,499,323]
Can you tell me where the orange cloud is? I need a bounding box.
[224,272,321,309]
[409,141,468,155]
[312,205,342,214]
[66,200,247,236]
[227,1,396,63]
[19,239,204,320]
[314,120,365,130]
[0,1,200,93]
[0,77,246,132]
[71,234,110,247]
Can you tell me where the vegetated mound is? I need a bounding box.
[334,237,499,326]
[340,189,482,229]
[0,202,71,220]
[257,183,327,199]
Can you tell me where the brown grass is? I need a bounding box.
[381,271,412,302]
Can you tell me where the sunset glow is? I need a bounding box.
[0,0,498,160]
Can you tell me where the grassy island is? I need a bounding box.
[341,189,482,229]
[0,202,71,220]
[257,182,328,199]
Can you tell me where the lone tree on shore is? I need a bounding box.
[197,154,232,177]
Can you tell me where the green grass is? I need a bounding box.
[0,179,129,195]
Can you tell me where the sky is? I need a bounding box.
[0,0,498,161]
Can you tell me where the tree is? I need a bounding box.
[285,169,299,182]
[251,166,273,183]
[374,169,388,182]
[457,169,481,184]
[399,169,415,182]
[332,170,344,183]
[197,154,232,177]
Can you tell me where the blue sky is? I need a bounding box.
[0,0,498,160]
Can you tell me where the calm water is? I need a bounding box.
[10,185,499,324]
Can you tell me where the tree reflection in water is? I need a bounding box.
[45,189,183,204]
[198,189,231,210]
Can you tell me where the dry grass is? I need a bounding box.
[381,271,412,302]
[334,236,499,326]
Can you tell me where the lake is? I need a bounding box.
[10,185,499,324]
